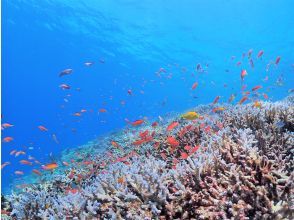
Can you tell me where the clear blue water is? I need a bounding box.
[2,0,294,194]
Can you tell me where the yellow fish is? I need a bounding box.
[181,111,199,120]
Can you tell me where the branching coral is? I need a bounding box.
[3,96,293,219]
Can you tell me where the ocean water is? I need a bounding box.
[1,0,294,196]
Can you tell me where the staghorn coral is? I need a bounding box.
[3,96,294,219]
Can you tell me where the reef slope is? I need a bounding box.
[2,97,294,219]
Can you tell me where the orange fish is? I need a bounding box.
[139,130,149,139]
[253,101,262,108]
[204,126,211,133]
[59,84,71,90]
[275,56,281,65]
[2,137,13,143]
[74,112,82,116]
[117,176,125,184]
[10,150,17,155]
[191,82,198,90]
[62,161,69,166]
[212,107,225,113]
[65,188,79,194]
[132,139,146,146]
[167,136,179,147]
[19,160,33,165]
[1,123,14,129]
[151,122,158,127]
[80,109,87,113]
[213,96,220,104]
[59,68,73,77]
[42,162,58,170]
[239,96,248,105]
[181,152,189,160]
[32,169,42,176]
[190,145,200,154]
[15,171,24,175]
[111,141,120,148]
[99,108,107,113]
[15,151,26,157]
[257,50,264,58]
[38,125,48,131]
[131,119,144,126]
[184,145,192,151]
[1,162,10,169]
[241,69,247,81]
[263,93,269,99]
[167,121,179,131]
[252,85,262,91]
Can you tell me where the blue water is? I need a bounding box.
[2,0,294,194]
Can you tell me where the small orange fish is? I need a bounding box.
[151,121,158,127]
[241,69,247,81]
[212,107,225,113]
[10,150,17,155]
[184,145,192,151]
[263,93,269,99]
[59,84,71,90]
[117,176,125,184]
[275,56,281,65]
[42,162,58,170]
[181,152,189,160]
[131,119,144,126]
[132,139,146,146]
[15,171,24,175]
[167,121,179,131]
[1,162,10,169]
[213,96,220,104]
[1,123,14,129]
[62,161,69,166]
[99,108,107,113]
[59,69,73,77]
[239,96,248,105]
[252,85,262,91]
[190,145,200,154]
[15,151,26,157]
[191,82,198,90]
[19,160,33,165]
[80,109,87,113]
[111,141,119,148]
[32,169,42,176]
[167,136,179,147]
[2,137,13,143]
[204,126,211,133]
[257,50,264,58]
[74,112,82,116]
[253,101,262,108]
[38,125,48,131]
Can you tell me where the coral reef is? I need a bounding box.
[2,96,293,219]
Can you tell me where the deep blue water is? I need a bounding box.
[2,0,294,194]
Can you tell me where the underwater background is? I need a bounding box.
[2,0,294,196]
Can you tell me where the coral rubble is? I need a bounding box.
[2,96,293,219]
